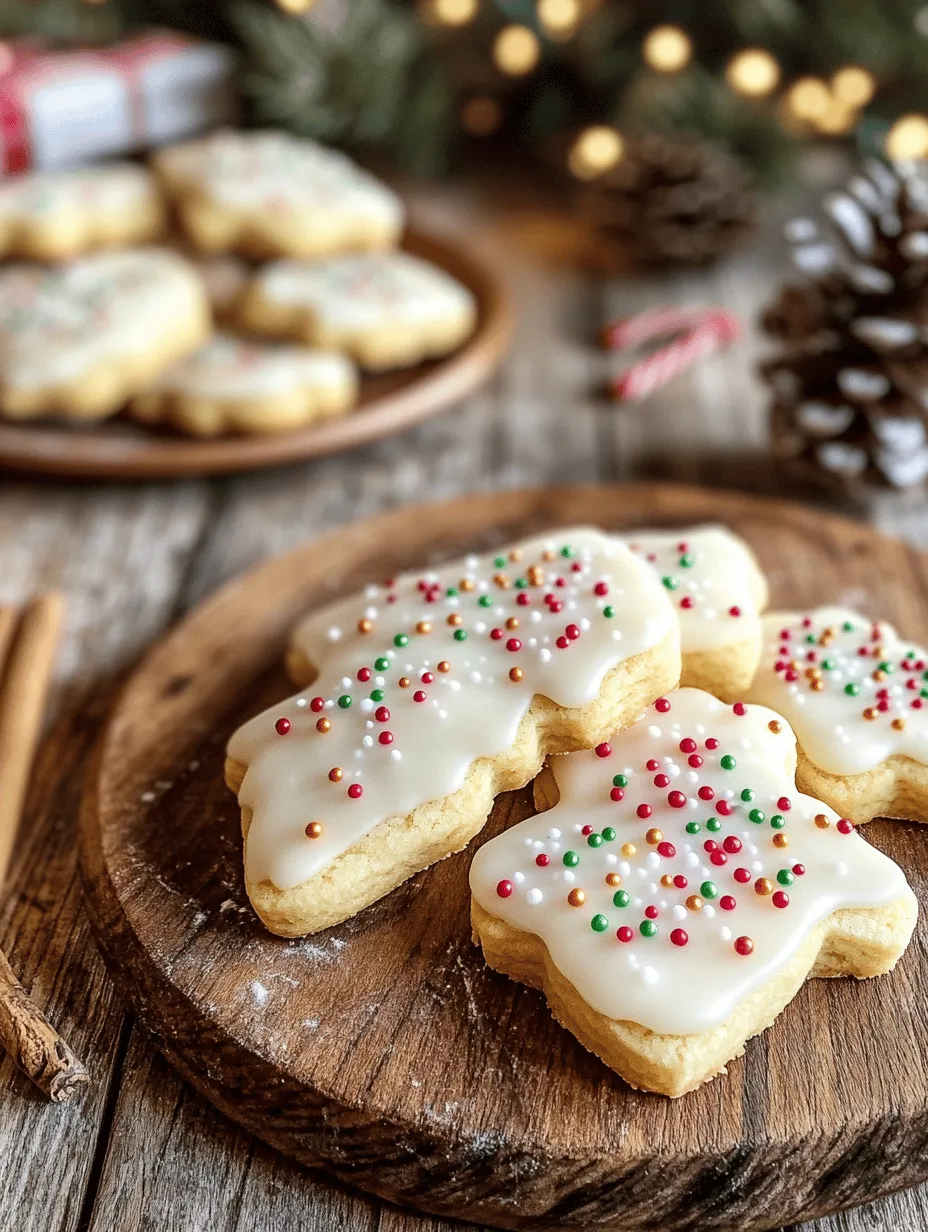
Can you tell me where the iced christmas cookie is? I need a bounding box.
[0,163,165,262]
[747,607,928,824]
[225,528,681,937]
[0,250,211,420]
[238,251,477,371]
[130,333,358,437]
[621,526,767,701]
[470,688,916,1097]
[153,130,404,259]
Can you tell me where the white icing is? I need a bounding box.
[748,607,928,776]
[159,130,402,229]
[0,163,155,221]
[152,333,355,400]
[619,526,767,653]
[0,249,203,389]
[469,688,914,1035]
[227,529,677,892]
[257,252,475,331]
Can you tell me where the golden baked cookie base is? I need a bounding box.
[681,632,763,704]
[0,195,166,263]
[470,893,916,1097]
[796,750,928,826]
[225,628,681,937]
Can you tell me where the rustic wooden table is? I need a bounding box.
[1,178,925,1232]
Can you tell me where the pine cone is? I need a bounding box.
[762,160,928,494]
[577,132,758,268]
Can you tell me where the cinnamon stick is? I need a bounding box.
[0,594,89,1101]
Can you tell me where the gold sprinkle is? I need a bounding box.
[328,767,343,783]
[509,549,522,562]
[399,677,411,688]
[873,645,884,657]
[605,872,622,887]
[772,832,789,849]
[305,821,323,839]
[357,618,373,634]
[660,874,674,889]
[621,842,637,858]
[685,894,703,912]
[447,613,462,627]
[509,667,524,682]
[755,877,774,896]
[814,813,830,829]
[873,670,886,683]
[567,888,586,907]
[542,549,555,562]
[645,828,663,845]
[805,667,821,680]
[460,578,475,592]
[316,717,331,733]
[892,717,906,731]
[862,707,876,721]
[768,719,782,734]
[494,573,511,589]
[437,660,451,673]
[527,566,544,586]
[416,621,432,635]
[811,679,825,692]
[506,617,520,630]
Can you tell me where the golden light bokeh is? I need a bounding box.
[493,24,541,76]
[787,77,832,121]
[460,96,503,136]
[430,0,478,26]
[815,100,857,135]
[886,114,928,160]
[538,0,581,37]
[725,48,781,97]
[568,125,624,179]
[273,0,317,12]
[642,25,693,74]
[831,66,875,108]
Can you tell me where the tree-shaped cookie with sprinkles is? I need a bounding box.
[225,528,681,937]
[470,688,916,1097]
[747,606,928,824]
[619,526,767,702]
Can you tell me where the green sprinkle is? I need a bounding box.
[844,682,861,696]
[563,850,579,868]
[375,657,390,671]
[370,689,385,702]
[878,661,895,674]
[843,621,855,632]
[805,633,816,644]
[741,788,755,802]
[822,658,836,670]
[612,774,628,788]
[639,920,658,938]
[685,821,701,835]
[393,633,409,648]
[453,629,467,641]
[591,914,609,933]
[587,833,604,848]
[494,555,506,568]
[720,754,737,770]
[921,688,928,699]
[446,587,457,597]
[603,605,615,618]
[700,880,719,899]
[749,808,766,824]
[560,545,574,558]
[678,553,695,568]
[777,869,795,886]
[770,814,786,829]
[515,577,528,589]
[602,826,616,842]
[706,817,721,832]
[613,890,630,908]
[478,595,493,607]
[662,575,679,591]
[337,695,352,709]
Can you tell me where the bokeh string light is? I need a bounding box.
[642,26,693,74]
[568,126,625,179]
[493,24,541,75]
[725,48,781,97]
[886,114,928,159]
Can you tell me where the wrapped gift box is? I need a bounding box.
[0,32,238,175]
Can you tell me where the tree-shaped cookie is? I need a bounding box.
[226,528,681,937]
[747,606,928,823]
[470,688,916,1096]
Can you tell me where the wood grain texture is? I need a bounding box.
[81,483,928,1232]
[0,226,512,480]
[3,174,928,1232]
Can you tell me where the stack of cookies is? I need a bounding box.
[0,130,478,438]
[225,523,924,1097]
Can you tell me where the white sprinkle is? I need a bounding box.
[327,627,342,641]
[526,888,543,905]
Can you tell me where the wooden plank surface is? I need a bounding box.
[1,177,926,1232]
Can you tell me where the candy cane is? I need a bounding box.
[604,307,741,402]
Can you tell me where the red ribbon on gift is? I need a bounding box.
[0,32,205,176]
[603,307,742,402]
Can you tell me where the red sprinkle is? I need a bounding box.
[535,853,550,867]
[496,879,513,898]
[719,895,737,911]
[837,818,854,834]
[777,796,792,811]
[565,624,581,640]
[379,731,394,745]
[792,864,806,876]
[729,606,742,618]
[717,800,733,817]
[667,790,686,809]
[595,742,612,758]
[657,841,676,858]
[655,698,671,712]
[636,803,652,819]
[679,738,697,753]
[375,706,390,722]
[734,867,752,884]
[347,784,363,799]
[310,697,325,712]
[722,836,742,854]
[705,737,719,750]
[698,785,714,801]
[610,787,624,802]
[772,891,790,909]
[673,874,688,889]
[357,667,372,682]
[413,690,427,703]
[734,936,754,956]
[733,702,747,716]
[506,638,522,652]
[670,928,689,947]
[594,581,609,596]
[275,717,291,735]
[645,905,659,919]
[617,926,634,943]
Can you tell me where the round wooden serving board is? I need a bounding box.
[0,228,511,480]
[80,484,928,1232]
